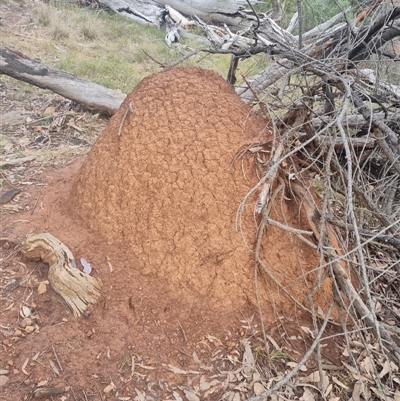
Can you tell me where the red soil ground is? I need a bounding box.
[1,67,339,401]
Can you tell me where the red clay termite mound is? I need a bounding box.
[72,67,332,316]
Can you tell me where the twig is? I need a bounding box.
[244,305,333,401]
[142,50,167,67]
[13,371,33,392]
[52,344,64,372]
[117,101,133,137]
[177,320,187,342]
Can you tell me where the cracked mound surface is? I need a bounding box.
[72,67,332,315]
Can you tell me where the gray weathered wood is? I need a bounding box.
[0,45,126,115]
[97,0,160,25]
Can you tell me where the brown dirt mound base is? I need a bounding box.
[71,66,332,318]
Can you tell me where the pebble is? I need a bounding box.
[25,326,35,334]
[21,318,33,328]
[14,329,22,337]
[37,282,47,295]
[0,375,9,387]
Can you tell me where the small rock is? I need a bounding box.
[14,329,22,337]
[25,326,35,334]
[253,382,266,395]
[21,318,33,328]
[37,282,47,295]
[7,360,13,366]
[0,375,9,387]
[13,369,19,375]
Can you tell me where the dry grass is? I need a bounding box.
[1,0,240,93]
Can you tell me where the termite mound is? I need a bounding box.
[71,67,332,317]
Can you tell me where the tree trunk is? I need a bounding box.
[0,46,126,115]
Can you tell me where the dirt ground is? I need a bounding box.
[0,2,347,399]
[0,63,346,401]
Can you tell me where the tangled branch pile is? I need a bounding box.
[171,1,400,398]
[215,2,399,397]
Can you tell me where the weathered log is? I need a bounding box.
[96,0,257,27]
[22,233,102,318]
[158,0,256,26]
[0,45,126,115]
[97,0,160,25]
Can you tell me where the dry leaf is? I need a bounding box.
[205,335,222,347]
[134,388,146,401]
[301,326,315,339]
[360,356,374,376]
[103,381,116,393]
[342,361,360,377]
[253,382,266,395]
[370,386,393,401]
[49,360,60,375]
[106,256,113,273]
[172,391,183,401]
[136,363,155,370]
[168,365,200,375]
[287,361,307,371]
[379,359,398,378]
[324,383,333,398]
[352,381,370,401]
[242,341,255,379]
[22,358,29,375]
[3,301,14,311]
[266,334,280,350]
[183,389,200,401]
[332,376,348,389]
[20,306,31,318]
[304,371,320,383]
[80,258,92,275]
[300,387,315,401]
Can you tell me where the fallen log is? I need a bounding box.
[0,45,126,115]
